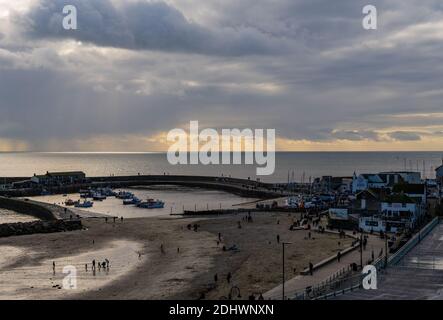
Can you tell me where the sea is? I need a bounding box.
[1,152,442,218]
[0,151,442,182]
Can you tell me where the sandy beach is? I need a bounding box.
[0,210,352,300]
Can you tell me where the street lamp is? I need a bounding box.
[282,241,292,300]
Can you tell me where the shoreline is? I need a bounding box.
[0,210,354,300]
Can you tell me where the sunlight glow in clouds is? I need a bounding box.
[0,0,442,151]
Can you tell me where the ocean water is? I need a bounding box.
[0,152,442,182]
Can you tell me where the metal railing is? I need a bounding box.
[388,217,439,266]
[292,217,440,300]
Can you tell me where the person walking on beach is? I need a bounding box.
[160,244,165,254]
[337,251,341,262]
[105,259,110,269]
[214,273,218,283]
[85,264,88,272]
[309,262,314,276]
[277,234,280,244]
[218,232,222,241]
[52,261,56,274]
[92,259,96,271]
[121,216,124,222]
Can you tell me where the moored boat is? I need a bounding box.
[116,191,134,199]
[74,200,93,208]
[137,199,165,209]
[65,199,76,206]
[123,197,141,205]
[92,192,106,201]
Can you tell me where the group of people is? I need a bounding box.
[52,258,111,275]
[87,258,110,272]
[105,216,124,223]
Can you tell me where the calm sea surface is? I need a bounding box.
[0,152,442,182]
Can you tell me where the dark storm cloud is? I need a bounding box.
[1,0,443,150]
[17,0,286,56]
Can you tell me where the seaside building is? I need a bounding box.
[436,164,443,186]
[351,171,422,193]
[313,176,353,193]
[358,193,421,233]
[351,173,386,193]
[31,171,86,186]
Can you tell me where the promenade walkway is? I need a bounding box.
[334,223,443,300]
[264,232,385,300]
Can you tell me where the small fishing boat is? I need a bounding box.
[101,187,117,197]
[137,199,165,209]
[116,191,134,199]
[123,197,141,205]
[74,200,93,208]
[92,192,106,201]
[65,199,76,206]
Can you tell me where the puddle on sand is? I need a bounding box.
[0,240,143,299]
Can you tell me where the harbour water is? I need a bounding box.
[32,186,258,218]
[0,151,442,182]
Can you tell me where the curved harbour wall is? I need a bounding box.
[0,197,56,221]
[0,197,82,238]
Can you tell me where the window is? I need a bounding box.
[365,220,379,227]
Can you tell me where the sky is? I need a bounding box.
[0,0,443,151]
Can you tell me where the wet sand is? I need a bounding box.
[0,212,352,300]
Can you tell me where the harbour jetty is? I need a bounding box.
[0,174,293,199]
[0,196,82,237]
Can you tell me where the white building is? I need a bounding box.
[359,194,421,233]
[352,173,385,193]
[352,171,422,194]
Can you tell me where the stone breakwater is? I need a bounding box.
[0,220,82,238]
[0,196,82,237]
[0,196,56,221]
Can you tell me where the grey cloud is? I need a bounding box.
[17,0,287,56]
[332,130,380,141]
[1,0,443,150]
[388,131,422,141]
